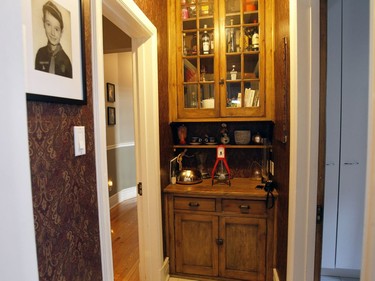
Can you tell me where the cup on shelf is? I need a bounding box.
[191,136,202,144]
[204,136,216,144]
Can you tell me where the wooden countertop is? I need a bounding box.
[164,178,278,199]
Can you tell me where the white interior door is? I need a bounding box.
[322,0,369,272]
[336,0,369,269]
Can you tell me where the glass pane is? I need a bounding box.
[244,81,260,107]
[226,0,240,13]
[184,84,198,108]
[243,54,259,78]
[199,18,214,29]
[184,58,198,82]
[200,57,214,81]
[200,84,215,108]
[188,0,197,18]
[199,0,213,17]
[226,82,242,107]
[243,25,259,51]
[200,84,215,100]
[226,27,241,53]
[226,55,241,80]
[243,0,259,13]
[183,19,197,31]
[184,32,198,56]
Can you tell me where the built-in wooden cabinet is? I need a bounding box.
[164,179,276,281]
[168,0,274,122]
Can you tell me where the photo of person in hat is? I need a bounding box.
[34,0,72,78]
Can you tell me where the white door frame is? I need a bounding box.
[91,1,165,280]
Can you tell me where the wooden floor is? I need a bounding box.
[110,197,140,281]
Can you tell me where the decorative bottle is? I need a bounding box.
[251,27,259,51]
[201,24,210,55]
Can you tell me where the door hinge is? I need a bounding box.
[316,205,323,224]
[137,182,143,196]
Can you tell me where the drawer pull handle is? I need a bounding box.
[239,205,250,212]
[188,202,200,207]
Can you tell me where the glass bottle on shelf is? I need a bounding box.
[230,65,237,80]
[251,26,259,51]
[189,0,196,17]
[201,24,210,55]
[227,19,236,53]
[191,33,197,55]
[228,29,235,53]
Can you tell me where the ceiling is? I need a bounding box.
[102,16,132,54]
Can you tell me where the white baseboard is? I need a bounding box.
[273,268,280,281]
[109,186,137,208]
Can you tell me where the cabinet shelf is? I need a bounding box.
[173,144,271,149]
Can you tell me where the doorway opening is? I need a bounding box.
[92,1,165,280]
[102,15,139,280]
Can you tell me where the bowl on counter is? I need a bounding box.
[176,169,203,184]
[234,130,251,145]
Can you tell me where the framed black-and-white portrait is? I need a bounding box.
[24,0,87,104]
[106,83,115,102]
[107,107,116,125]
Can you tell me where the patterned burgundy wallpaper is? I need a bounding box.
[27,1,102,280]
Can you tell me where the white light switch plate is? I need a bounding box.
[74,126,86,156]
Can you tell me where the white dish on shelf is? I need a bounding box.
[190,142,202,145]
[205,142,217,145]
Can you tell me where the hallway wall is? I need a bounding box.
[26,1,102,280]
[104,53,136,197]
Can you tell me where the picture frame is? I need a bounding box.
[107,107,116,125]
[106,83,115,102]
[24,0,87,104]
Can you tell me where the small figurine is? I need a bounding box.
[220,123,230,144]
[177,125,187,144]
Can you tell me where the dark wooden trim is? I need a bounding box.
[314,0,327,280]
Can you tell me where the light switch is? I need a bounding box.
[74,126,86,156]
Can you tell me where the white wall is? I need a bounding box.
[0,0,39,280]
[104,52,135,146]
[104,53,136,197]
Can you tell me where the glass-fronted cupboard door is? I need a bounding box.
[177,0,220,119]
[176,0,266,119]
[219,0,265,117]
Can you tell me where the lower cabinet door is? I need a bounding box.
[175,213,219,276]
[219,216,267,280]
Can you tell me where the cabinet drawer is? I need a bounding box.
[222,199,266,215]
[174,197,216,212]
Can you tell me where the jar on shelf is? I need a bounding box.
[230,65,237,80]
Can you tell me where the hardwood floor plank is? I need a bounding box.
[110,197,139,281]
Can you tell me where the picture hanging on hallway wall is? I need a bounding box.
[107,107,116,125]
[24,0,87,104]
[106,83,115,102]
